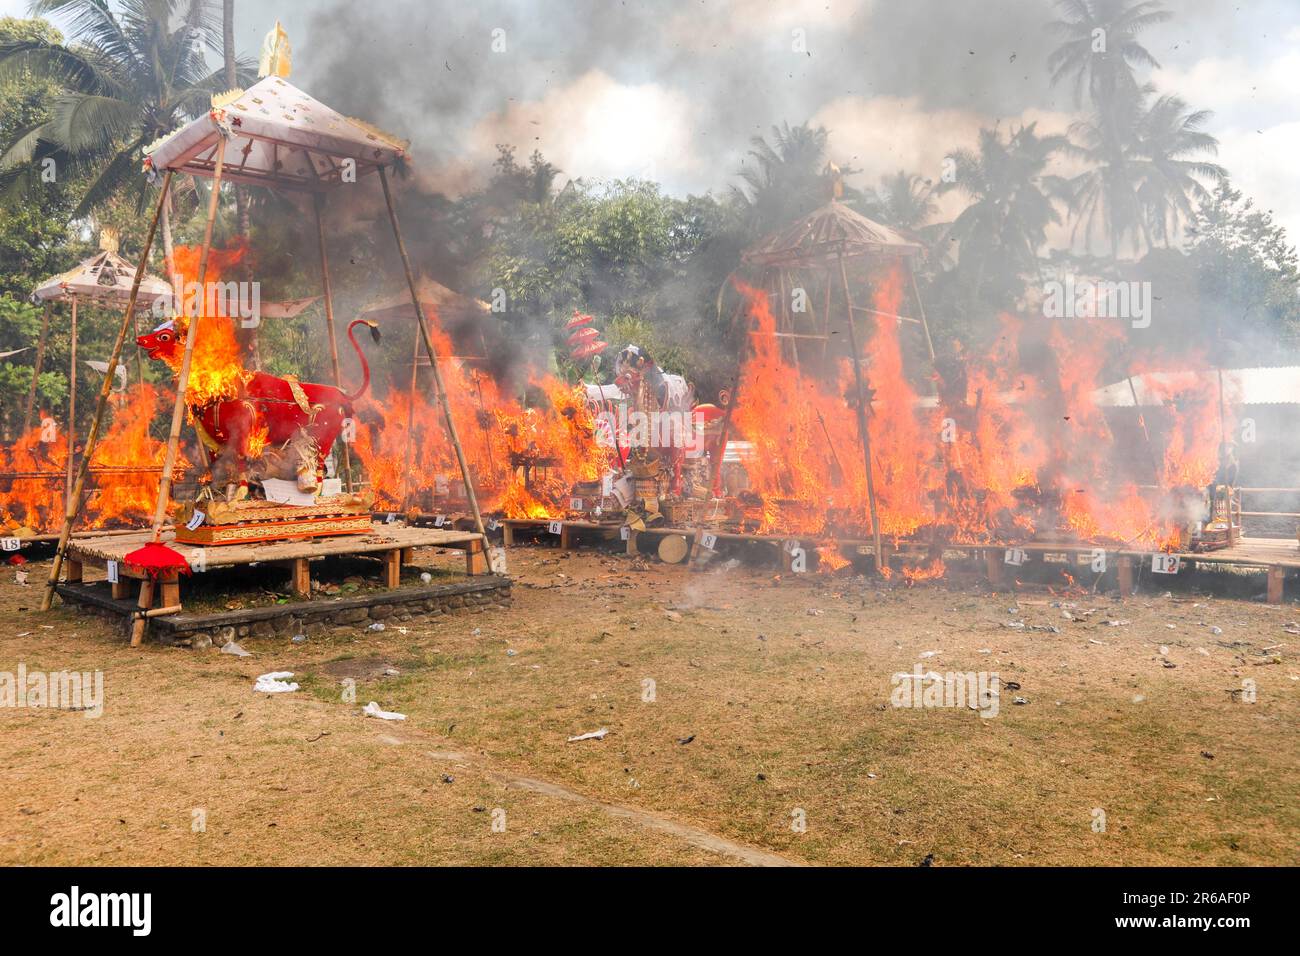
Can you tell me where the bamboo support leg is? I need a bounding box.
[559,524,572,550]
[128,579,155,647]
[111,579,130,601]
[159,572,180,609]
[625,528,639,556]
[378,166,485,537]
[64,559,83,584]
[313,194,354,492]
[400,547,415,566]
[502,522,515,547]
[40,170,174,612]
[23,302,52,434]
[64,296,77,512]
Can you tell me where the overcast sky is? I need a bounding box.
[7,0,1299,241]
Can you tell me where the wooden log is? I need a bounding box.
[658,533,689,564]
[464,536,489,575]
[1118,556,1135,598]
[625,527,639,556]
[400,547,415,565]
[383,548,402,589]
[291,557,311,597]
[111,579,130,601]
[985,550,1003,588]
[560,523,572,550]
[159,572,180,609]
[1267,565,1284,605]
[838,253,884,572]
[502,522,515,547]
[64,294,77,512]
[65,559,83,584]
[128,579,155,647]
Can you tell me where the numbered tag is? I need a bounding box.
[1151,553,1181,574]
[620,525,631,541]
[106,560,119,584]
[488,518,500,532]
[434,514,447,527]
[570,497,584,511]
[340,418,356,443]
[0,537,20,552]
[700,532,718,551]
[489,547,508,574]
[601,474,614,497]
[783,538,799,554]
[189,549,207,573]
[186,509,206,531]
[547,521,563,535]
[385,512,398,524]
[1004,548,1027,567]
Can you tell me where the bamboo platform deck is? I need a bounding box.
[59,524,490,626]
[498,516,1300,602]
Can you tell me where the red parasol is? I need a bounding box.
[124,542,192,579]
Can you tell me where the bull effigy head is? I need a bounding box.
[136,320,182,364]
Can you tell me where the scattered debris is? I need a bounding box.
[567,728,608,742]
[221,641,252,658]
[253,672,298,694]
[677,735,695,745]
[362,701,406,721]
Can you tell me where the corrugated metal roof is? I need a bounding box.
[1094,367,1300,407]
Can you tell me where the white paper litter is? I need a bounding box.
[254,671,298,693]
[221,641,252,657]
[362,701,406,721]
[567,728,608,742]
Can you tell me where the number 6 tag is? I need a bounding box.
[548,521,563,535]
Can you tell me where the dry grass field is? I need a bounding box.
[1,541,1296,866]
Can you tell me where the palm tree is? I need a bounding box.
[937,123,1070,299]
[1063,90,1147,257]
[1066,90,1224,255]
[0,0,253,217]
[731,121,831,235]
[1133,93,1225,247]
[858,169,938,232]
[1046,0,1171,111]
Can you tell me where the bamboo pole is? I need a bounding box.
[23,301,52,434]
[378,166,485,537]
[1126,375,1161,484]
[148,141,226,540]
[313,193,354,492]
[838,253,884,572]
[398,317,421,511]
[40,170,174,612]
[64,295,77,512]
[907,262,937,367]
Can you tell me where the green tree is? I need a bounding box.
[731,121,832,238]
[0,0,253,216]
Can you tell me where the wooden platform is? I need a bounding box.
[60,524,490,638]
[499,517,1300,602]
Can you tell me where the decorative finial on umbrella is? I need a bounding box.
[824,162,844,200]
[259,20,292,78]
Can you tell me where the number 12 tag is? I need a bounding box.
[1151,553,1180,574]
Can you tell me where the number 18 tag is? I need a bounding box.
[1,537,20,552]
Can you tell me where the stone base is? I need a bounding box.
[57,575,512,647]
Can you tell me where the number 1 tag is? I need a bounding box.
[186,510,206,531]
[106,560,119,583]
[620,526,630,541]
